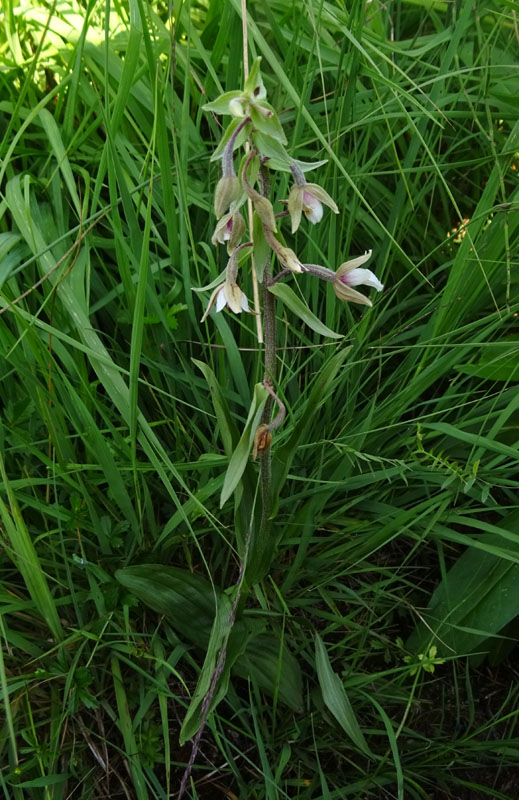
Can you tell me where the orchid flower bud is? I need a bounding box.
[278,246,304,273]
[229,97,246,117]
[252,195,277,232]
[214,175,241,219]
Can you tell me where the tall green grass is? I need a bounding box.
[1,0,519,797]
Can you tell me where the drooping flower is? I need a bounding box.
[200,247,252,322]
[333,251,384,306]
[287,181,339,233]
[211,211,246,253]
[201,280,250,322]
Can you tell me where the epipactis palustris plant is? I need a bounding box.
[179,58,385,798]
[198,58,384,539]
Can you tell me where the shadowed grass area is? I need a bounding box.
[1,0,519,798]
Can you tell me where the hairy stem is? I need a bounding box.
[259,257,276,548]
[257,156,277,568]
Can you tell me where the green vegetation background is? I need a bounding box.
[1,0,519,798]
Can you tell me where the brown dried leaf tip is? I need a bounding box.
[252,424,273,461]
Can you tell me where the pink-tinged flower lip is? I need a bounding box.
[223,218,233,240]
[219,283,250,314]
[211,211,246,253]
[333,250,384,306]
[339,268,384,292]
[287,180,339,233]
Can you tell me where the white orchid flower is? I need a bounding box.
[333,251,384,306]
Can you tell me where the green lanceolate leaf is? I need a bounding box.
[237,634,303,711]
[252,130,291,165]
[406,510,519,658]
[269,283,342,339]
[315,635,371,756]
[252,210,271,283]
[116,565,218,646]
[116,566,300,712]
[220,382,269,507]
[193,359,239,458]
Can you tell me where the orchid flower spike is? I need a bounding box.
[333,251,384,306]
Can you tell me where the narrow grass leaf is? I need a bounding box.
[193,359,239,458]
[423,422,519,461]
[271,347,351,507]
[0,451,62,642]
[111,655,149,800]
